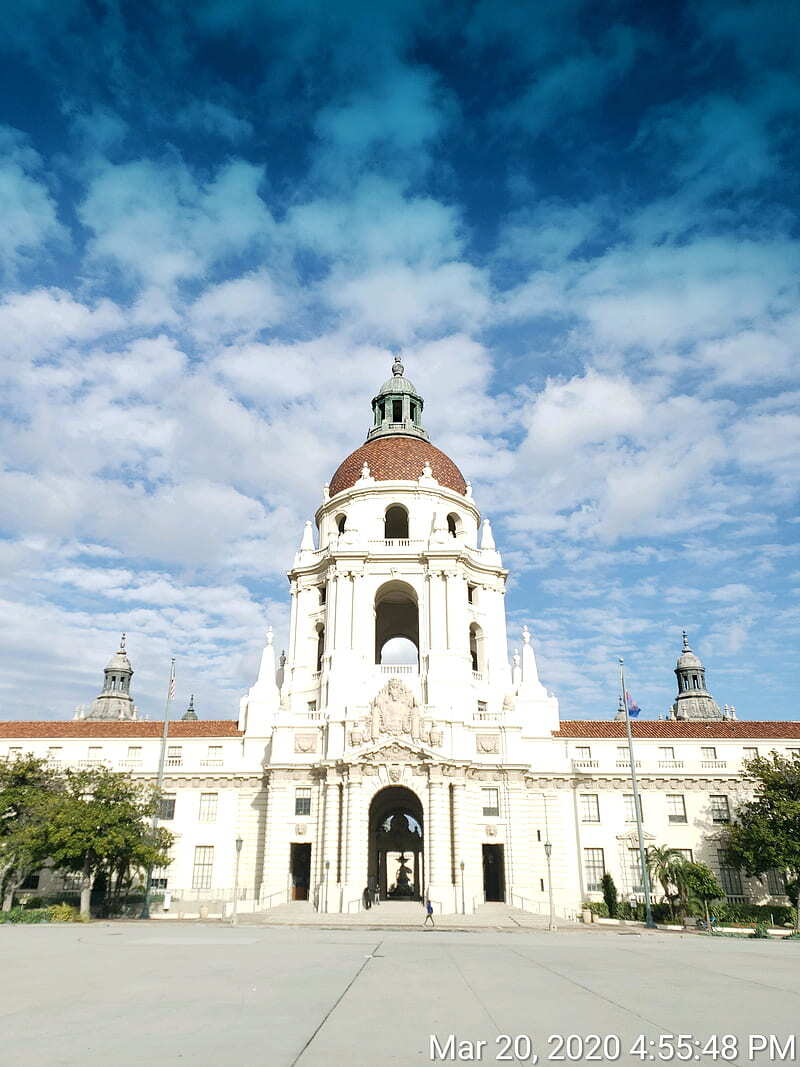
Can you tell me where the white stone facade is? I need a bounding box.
[3,366,797,917]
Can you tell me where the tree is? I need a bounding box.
[723,752,800,931]
[0,755,62,910]
[647,845,688,918]
[40,766,173,918]
[682,862,724,932]
[601,872,618,917]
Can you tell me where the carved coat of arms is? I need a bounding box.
[369,677,421,742]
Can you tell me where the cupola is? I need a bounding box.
[368,356,429,441]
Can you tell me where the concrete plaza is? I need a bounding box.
[2,921,798,1067]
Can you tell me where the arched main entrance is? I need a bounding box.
[368,786,424,902]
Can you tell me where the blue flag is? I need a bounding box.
[625,690,641,717]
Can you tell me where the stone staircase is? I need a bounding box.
[240,899,561,928]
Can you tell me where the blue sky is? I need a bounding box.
[0,0,797,722]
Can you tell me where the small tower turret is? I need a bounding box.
[76,633,138,721]
[181,694,198,721]
[669,631,723,720]
[367,356,429,441]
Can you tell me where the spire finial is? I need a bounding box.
[120,632,126,652]
[392,354,404,377]
[682,629,690,651]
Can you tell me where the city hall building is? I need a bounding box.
[3,362,798,917]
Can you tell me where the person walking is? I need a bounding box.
[362,886,372,911]
[424,898,434,927]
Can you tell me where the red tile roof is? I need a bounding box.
[0,720,241,738]
[555,721,800,739]
[329,435,467,496]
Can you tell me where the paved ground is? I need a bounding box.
[2,922,798,1067]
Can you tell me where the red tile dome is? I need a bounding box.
[329,435,467,497]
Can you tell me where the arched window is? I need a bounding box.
[392,398,402,422]
[316,625,325,672]
[447,512,461,538]
[336,513,347,534]
[469,623,486,674]
[375,581,419,666]
[384,505,409,539]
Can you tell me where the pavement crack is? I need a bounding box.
[290,939,383,1066]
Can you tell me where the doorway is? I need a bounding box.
[368,786,424,902]
[290,842,311,901]
[482,844,505,902]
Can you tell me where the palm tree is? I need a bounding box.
[647,846,688,918]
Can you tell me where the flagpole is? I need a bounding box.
[140,657,175,920]
[618,657,656,929]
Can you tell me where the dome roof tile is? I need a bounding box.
[329,435,467,497]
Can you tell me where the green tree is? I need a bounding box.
[0,754,63,910]
[723,752,800,931]
[647,845,689,918]
[40,767,173,918]
[682,862,724,932]
[601,872,618,917]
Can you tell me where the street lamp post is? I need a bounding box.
[544,840,556,932]
[232,835,243,926]
[324,860,330,914]
[460,861,465,915]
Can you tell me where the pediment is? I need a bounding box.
[616,829,656,843]
[352,738,432,763]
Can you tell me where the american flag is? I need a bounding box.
[167,660,176,701]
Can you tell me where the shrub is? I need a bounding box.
[584,901,609,917]
[601,873,618,918]
[22,896,44,909]
[783,931,800,941]
[750,922,771,939]
[0,907,51,924]
[48,903,80,922]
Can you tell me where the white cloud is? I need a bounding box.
[0,126,66,276]
[189,270,283,341]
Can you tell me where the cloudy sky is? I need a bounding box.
[1,0,798,723]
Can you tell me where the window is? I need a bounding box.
[307,701,317,714]
[467,583,476,604]
[787,748,800,759]
[316,625,325,672]
[717,849,743,897]
[392,398,402,422]
[20,872,40,890]
[127,745,142,761]
[628,849,644,892]
[673,849,693,862]
[667,795,687,823]
[659,746,675,760]
[206,745,223,764]
[88,746,102,761]
[710,795,730,823]
[575,746,592,760]
[384,505,409,539]
[167,745,183,763]
[624,794,643,823]
[8,747,21,759]
[477,700,488,716]
[319,585,326,605]
[192,846,214,890]
[701,746,717,761]
[742,747,758,760]
[295,787,312,816]
[617,746,630,763]
[336,514,346,534]
[198,793,218,823]
[47,746,62,760]
[579,794,600,823]
[150,876,168,890]
[447,514,457,537]
[482,788,499,817]
[766,869,786,895]
[584,848,605,892]
[158,794,176,820]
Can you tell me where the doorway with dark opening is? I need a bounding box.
[368,786,424,902]
[290,842,311,901]
[482,843,505,902]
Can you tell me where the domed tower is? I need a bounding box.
[669,631,723,721]
[247,358,559,913]
[75,634,138,721]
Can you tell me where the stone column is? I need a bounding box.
[344,773,367,898]
[262,777,291,903]
[427,776,450,901]
[446,572,467,655]
[321,775,341,910]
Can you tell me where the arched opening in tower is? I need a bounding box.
[368,785,424,902]
[469,622,486,673]
[384,504,409,540]
[375,580,419,666]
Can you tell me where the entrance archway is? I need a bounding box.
[368,786,424,902]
